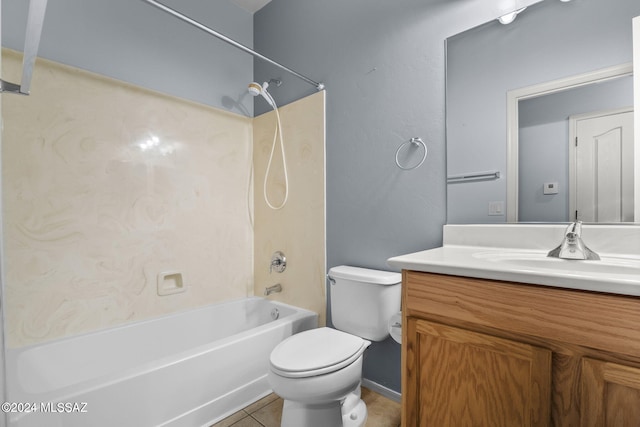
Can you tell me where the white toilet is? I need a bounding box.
[268,265,402,427]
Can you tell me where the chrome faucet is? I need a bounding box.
[264,283,282,296]
[547,221,600,260]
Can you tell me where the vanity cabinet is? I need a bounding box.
[402,271,640,427]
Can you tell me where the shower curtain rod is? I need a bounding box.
[0,0,49,95]
[140,0,325,91]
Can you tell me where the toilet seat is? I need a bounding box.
[270,327,369,379]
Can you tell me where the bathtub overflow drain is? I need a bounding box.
[270,308,280,320]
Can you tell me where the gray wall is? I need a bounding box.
[254,0,541,393]
[2,0,594,397]
[447,0,640,224]
[2,0,254,116]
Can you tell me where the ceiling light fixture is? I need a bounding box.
[498,7,527,25]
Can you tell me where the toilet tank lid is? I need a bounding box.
[328,265,401,285]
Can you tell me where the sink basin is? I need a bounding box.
[387,224,640,297]
[472,251,640,275]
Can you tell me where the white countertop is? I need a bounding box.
[387,224,640,297]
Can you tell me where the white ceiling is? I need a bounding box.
[231,0,272,14]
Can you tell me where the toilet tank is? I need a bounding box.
[328,265,401,341]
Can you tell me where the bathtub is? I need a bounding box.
[5,297,317,427]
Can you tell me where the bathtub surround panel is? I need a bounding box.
[2,49,254,348]
[253,91,326,326]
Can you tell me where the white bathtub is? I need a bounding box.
[6,297,317,427]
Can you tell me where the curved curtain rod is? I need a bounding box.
[140,0,325,91]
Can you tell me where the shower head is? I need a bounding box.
[248,81,276,108]
[247,81,263,97]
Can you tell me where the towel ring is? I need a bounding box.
[395,137,427,171]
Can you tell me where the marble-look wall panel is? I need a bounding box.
[253,92,326,325]
[2,49,254,347]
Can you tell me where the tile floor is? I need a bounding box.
[210,387,401,427]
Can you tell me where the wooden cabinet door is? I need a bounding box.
[581,358,640,427]
[405,318,551,427]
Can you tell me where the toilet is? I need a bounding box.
[268,265,402,427]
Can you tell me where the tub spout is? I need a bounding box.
[264,283,282,296]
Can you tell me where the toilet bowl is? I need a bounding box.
[267,266,402,427]
[269,327,370,427]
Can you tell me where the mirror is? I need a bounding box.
[507,66,634,223]
[446,0,640,224]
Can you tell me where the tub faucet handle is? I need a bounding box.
[270,251,286,273]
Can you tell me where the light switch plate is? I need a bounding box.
[488,201,504,216]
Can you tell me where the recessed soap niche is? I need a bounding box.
[157,271,186,296]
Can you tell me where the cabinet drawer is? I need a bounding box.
[403,271,640,358]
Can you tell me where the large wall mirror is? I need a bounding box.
[446,0,640,224]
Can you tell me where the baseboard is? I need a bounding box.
[361,378,401,403]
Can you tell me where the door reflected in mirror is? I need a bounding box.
[572,108,634,223]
